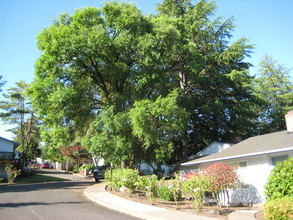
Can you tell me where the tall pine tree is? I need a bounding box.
[0,81,40,165]
[254,55,293,134]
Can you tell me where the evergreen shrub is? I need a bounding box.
[264,197,293,220]
[264,157,293,201]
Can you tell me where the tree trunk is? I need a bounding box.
[20,98,26,167]
[179,70,189,160]
[181,134,188,160]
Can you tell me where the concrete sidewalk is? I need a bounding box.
[84,182,259,220]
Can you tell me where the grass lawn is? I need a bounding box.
[14,173,70,184]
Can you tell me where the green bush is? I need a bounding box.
[144,174,159,204]
[135,175,149,190]
[157,185,175,201]
[135,175,160,204]
[165,177,184,209]
[20,167,36,177]
[79,164,95,173]
[182,174,212,211]
[5,164,21,183]
[264,158,293,201]
[105,168,139,192]
[264,197,293,220]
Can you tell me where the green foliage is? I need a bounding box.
[144,174,159,204]
[164,176,184,209]
[41,144,64,162]
[264,197,293,220]
[135,174,159,204]
[264,158,293,201]
[0,75,6,92]
[79,164,95,173]
[105,168,139,192]
[83,106,138,167]
[29,0,258,166]
[182,174,212,211]
[5,164,21,183]
[155,0,258,152]
[19,167,36,177]
[61,145,91,164]
[254,55,293,134]
[135,175,150,191]
[129,90,189,163]
[157,185,175,201]
[0,81,41,165]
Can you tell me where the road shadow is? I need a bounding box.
[0,201,82,208]
[36,169,71,175]
[0,180,95,194]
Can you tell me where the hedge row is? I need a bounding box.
[105,163,240,210]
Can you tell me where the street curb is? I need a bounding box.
[84,184,162,220]
[84,183,219,220]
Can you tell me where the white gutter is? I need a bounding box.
[181,146,293,166]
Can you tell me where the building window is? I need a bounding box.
[239,161,247,168]
[226,162,238,169]
[271,155,288,166]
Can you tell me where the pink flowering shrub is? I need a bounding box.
[5,164,21,183]
[182,170,199,179]
[202,163,240,207]
[202,163,240,192]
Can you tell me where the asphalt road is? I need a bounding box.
[0,170,140,220]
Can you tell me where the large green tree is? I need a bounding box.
[29,0,258,166]
[254,55,293,134]
[29,2,167,166]
[155,0,258,156]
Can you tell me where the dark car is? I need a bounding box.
[93,165,109,182]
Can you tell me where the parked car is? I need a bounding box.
[93,165,109,182]
[38,162,49,169]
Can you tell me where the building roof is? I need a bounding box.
[181,130,293,166]
[0,136,20,146]
[194,141,232,157]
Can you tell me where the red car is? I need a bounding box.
[38,162,49,169]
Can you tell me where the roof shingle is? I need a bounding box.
[182,131,293,166]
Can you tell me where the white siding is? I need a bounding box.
[180,165,200,176]
[197,156,271,203]
[181,151,292,204]
[0,138,14,152]
[243,155,271,202]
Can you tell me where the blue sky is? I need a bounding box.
[0,0,292,139]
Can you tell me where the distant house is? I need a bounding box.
[180,141,232,174]
[181,111,293,204]
[0,137,20,178]
[194,141,232,157]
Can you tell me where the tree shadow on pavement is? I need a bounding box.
[0,181,94,194]
[0,201,82,208]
